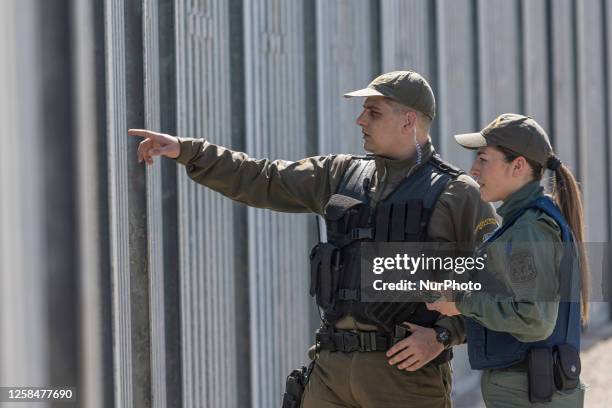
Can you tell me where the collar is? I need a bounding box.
[372,140,435,184]
[497,180,544,223]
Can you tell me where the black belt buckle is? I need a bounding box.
[340,333,359,352]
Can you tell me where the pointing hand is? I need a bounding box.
[128,129,180,165]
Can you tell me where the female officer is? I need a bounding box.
[427,113,588,407]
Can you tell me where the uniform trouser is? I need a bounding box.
[481,368,585,408]
[301,349,451,408]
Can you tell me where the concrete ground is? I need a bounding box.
[453,324,612,407]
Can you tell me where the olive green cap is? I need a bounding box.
[454,113,553,167]
[344,70,436,120]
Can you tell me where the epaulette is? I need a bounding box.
[429,154,465,178]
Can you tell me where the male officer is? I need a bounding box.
[129,70,497,408]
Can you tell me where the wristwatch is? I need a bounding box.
[433,326,451,349]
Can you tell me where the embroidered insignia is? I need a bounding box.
[509,252,537,283]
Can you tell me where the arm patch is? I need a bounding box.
[508,252,537,283]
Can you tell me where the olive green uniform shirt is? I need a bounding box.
[175,137,498,346]
[457,181,562,342]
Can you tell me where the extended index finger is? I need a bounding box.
[128,129,161,139]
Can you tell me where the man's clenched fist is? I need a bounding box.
[128,129,181,164]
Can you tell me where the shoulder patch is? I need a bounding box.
[508,252,537,283]
[475,217,498,233]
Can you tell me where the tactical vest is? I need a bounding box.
[466,196,581,370]
[309,154,463,333]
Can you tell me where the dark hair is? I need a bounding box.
[495,145,590,324]
[387,98,433,131]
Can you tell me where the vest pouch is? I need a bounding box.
[375,200,425,242]
[553,344,580,391]
[309,243,342,309]
[324,194,370,239]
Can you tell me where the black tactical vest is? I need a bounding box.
[309,154,463,333]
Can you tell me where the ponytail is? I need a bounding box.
[497,146,590,324]
[550,162,590,325]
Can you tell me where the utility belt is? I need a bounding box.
[281,324,453,407]
[314,325,453,366]
[494,345,581,403]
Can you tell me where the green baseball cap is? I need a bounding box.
[344,70,436,120]
[454,113,553,167]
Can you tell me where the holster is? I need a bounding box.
[525,344,581,403]
[553,344,581,391]
[281,362,314,408]
[527,348,554,403]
